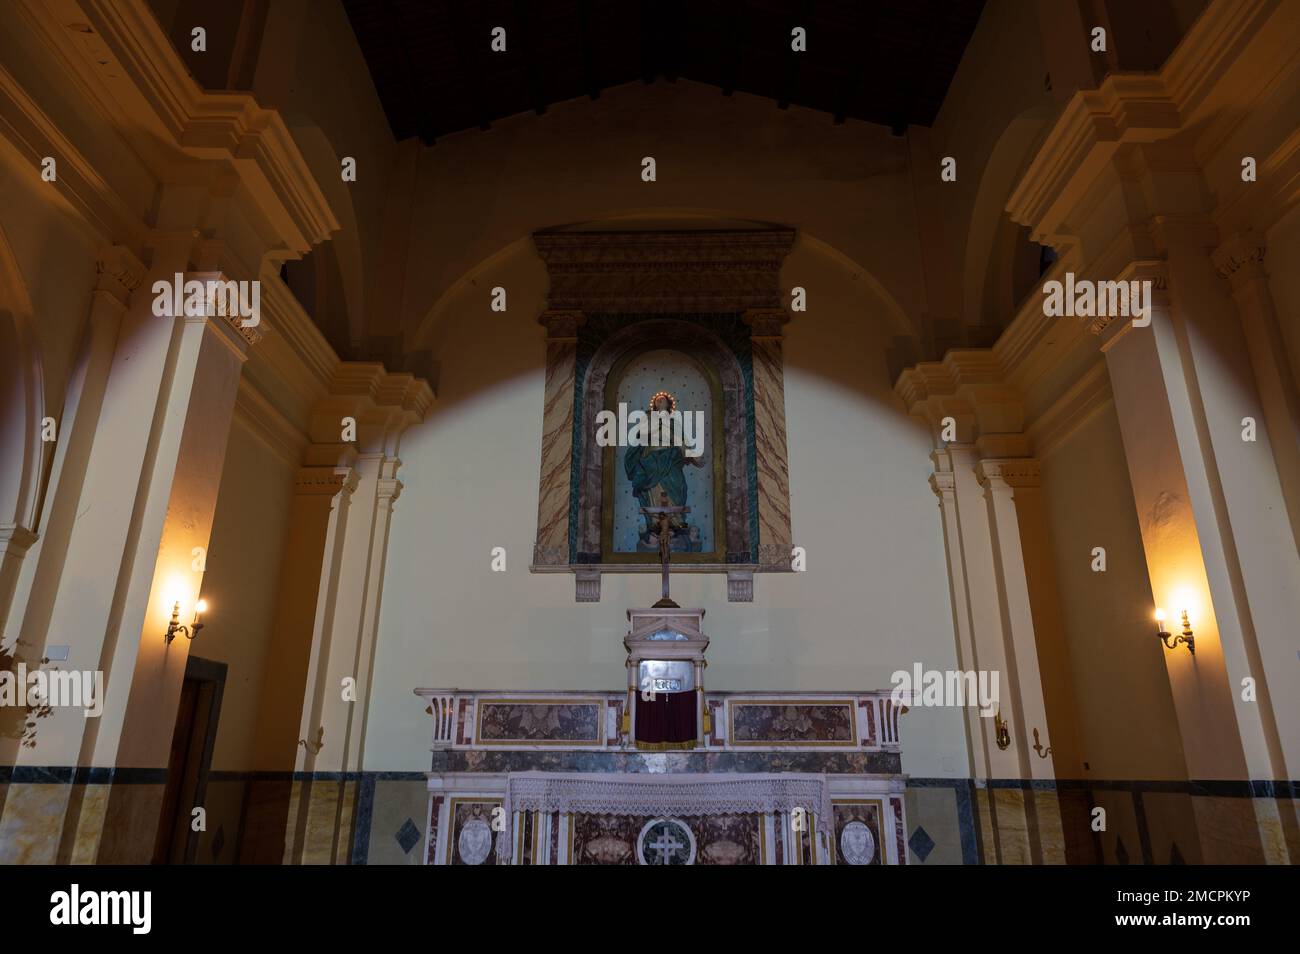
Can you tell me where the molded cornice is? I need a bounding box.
[533,228,796,313]
[13,0,339,256]
[1006,75,1181,245]
[895,350,1025,447]
[1007,0,1287,246]
[0,60,146,249]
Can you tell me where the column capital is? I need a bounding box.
[928,472,956,500]
[185,270,266,348]
[1212,232,1268,288]
[895,352,1019,445]
[95,245,147,307]
[376,477,403,508]
[294,465,359,497]
[537,310,586,340]
[312,363,435,453]
[1090,260,1170,340]
[975,457,1042,491]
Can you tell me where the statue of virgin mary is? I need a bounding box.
[623,390,703,549]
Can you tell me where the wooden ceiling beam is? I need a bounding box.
[722,0,743,96]
[515,0,548,115]
[639,0,657,84]
[446,0,492,131]
[386,0,437,143]
[578,0,600,100]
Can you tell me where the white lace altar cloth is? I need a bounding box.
[498,771,832,860]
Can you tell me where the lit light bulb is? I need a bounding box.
[195,599,208,615]
[1154,608,1166,624]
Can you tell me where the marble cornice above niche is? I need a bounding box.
[533,228,795,315]
[530,228,796,602]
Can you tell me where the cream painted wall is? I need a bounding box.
[0,136,100,440]
[1038,397,1188,779]
[397,80,927,348]
[200,412,298,770]
[930,0,1054,331]
[364,234,967,778]
[1266,205,1300,393]
[251,0,397,344]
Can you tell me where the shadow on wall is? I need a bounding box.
[0,229,45,540]
[406,214,921,425]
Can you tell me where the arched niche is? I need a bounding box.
[960,107,1052,340]
[529,226,796,601]
[579,319,749,566]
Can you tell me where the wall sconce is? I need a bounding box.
[1032,727,1053,760]
[1155,608,1194,655]
[164,598,207,645]
[993,708,1011,750]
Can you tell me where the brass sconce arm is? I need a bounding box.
[1156,609,1195,655]
[164,600,206,645]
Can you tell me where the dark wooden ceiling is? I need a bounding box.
[341,0,987,144]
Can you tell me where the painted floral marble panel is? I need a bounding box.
[570,813,761,865]
[476,701,603,743]
[728,702,856,745]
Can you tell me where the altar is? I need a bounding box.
[497,772,835,864]
[415,686,908,865]
[415,506,909,866]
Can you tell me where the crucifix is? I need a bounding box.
[640,505,689,606]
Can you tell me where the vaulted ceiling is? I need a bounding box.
[341,0,987,144]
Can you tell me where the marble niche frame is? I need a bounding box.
[597,324,735,565]
[529,228,796,602]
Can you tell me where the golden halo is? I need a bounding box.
[648,390,677,414]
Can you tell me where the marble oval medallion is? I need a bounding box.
[840,820,876,865]
[458,817,493,865]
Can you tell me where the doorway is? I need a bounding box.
[153,656,227,864]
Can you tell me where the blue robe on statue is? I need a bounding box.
[625,445,690,533]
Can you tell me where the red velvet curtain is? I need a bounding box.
[635,691,697,748]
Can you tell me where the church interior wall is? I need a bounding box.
[249,0,396,349]
[1266,206,1300,394]
[396,80,930,350]
[1037,399,1189,782]
[2,0,1296,870]
[200,414,298,773]
[145,0,400,359]
[0,144,100,463]
[367,232,968,786]
[925,0,1053,341]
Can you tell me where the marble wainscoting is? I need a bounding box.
[3,767,1293,865]
[220,775,1300,866]
[0,767,166,864]
[909,778,1300,866]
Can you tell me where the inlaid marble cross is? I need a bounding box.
[648,829,685,864]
